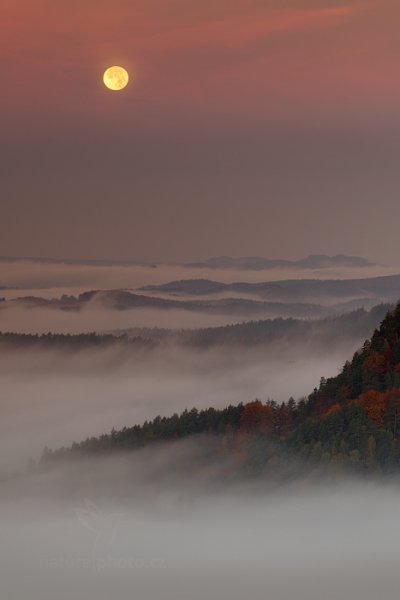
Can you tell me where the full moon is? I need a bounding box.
[103,66,129,91]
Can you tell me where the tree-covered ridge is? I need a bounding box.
[0,331,153,350]
[43,405,246,459]
[43,304,400,473]
[298,303,400,420]
[1,303,389,350]
[289,304,400,469]
[172,304,390,347]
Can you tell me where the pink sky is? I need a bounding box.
[1,0,400,263]
[2,0,399,128]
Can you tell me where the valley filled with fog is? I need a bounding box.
[0,342,363,472]
[2,257,400,600]
[1,257,400,333]
[4,0,400,594]
[0,257,396,472]
[3,450,400,600]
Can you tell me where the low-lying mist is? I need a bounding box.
[2,258,399,332]
[0,340,354,472]
[2,258,398,292]
[0,304,250,333]
[1,259,399,599]
[2,445,400,600]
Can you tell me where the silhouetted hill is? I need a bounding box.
[141,273,400,305]
[4,289,331,318]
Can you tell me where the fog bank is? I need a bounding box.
[2,467,400,600]
[0,341,354,471]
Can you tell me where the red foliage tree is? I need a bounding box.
[362,352,387,377]
[240,400,274,434]
[357,390,388,428]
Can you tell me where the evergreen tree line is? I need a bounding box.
[42,304,400,473]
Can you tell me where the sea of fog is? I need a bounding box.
[1,258,400,600]
[2,459,400,600]
[0,343,354,471]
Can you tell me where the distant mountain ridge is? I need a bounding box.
[0,253,374,270]
[184,254,374,270]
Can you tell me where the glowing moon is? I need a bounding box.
[103,66,129,91]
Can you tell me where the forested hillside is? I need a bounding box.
[43,304,400,474]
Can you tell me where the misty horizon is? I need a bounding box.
[0,251,384,265]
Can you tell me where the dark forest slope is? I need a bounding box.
[43,304,400,473]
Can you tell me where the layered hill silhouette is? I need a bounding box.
[2,289,330,319]
[4,272,400,320]
[43,303,400,473]
[141,273,400,306]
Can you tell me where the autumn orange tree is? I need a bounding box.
[240,400,275,434]
[356,390,388,428]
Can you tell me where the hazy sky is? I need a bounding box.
[2,0,400,263]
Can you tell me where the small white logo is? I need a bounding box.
[76,498,126,560]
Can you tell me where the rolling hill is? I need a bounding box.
[141,273,400,305]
